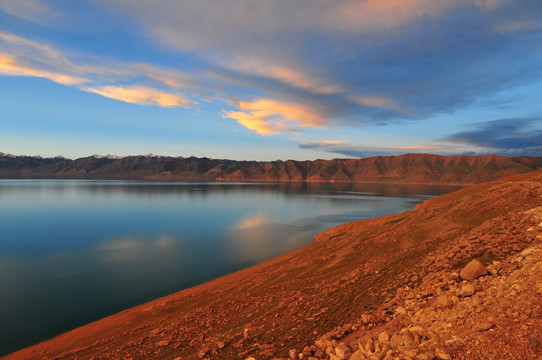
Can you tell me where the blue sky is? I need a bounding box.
[1,0,541,160]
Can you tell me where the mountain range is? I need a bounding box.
[1,153,542,184]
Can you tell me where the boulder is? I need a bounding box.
[460,259,488,280]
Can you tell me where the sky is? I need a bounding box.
[0,0,541,161]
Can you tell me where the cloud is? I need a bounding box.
[444,117,542,156]
[81,85,192,107]
[92,0,542,133]
[0,53,86,85]
[3,1,542,139]
[0,31,199,108]
[0,0,58,25]
[223,99,326,135]
[298,140,447,158]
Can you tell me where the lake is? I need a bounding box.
[0,180,461,356]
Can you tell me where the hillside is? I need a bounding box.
[4,167,542,359]
[1,153,542,184]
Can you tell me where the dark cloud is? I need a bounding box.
[444,117,542,156]
[298,141,445,159]
[93,0,542,133]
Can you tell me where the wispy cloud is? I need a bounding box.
[0,0,58,25]
[81,85,192,107]
[0,32,199,108]
[0,53,86,85]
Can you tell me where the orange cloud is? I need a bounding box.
[0,53,86,85]
[81,85,191,107]
[223,98,326,135]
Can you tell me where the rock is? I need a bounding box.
[395,306,407,315]
[335,343,352,359]
[460,259,488,281]
[378,331,389,343]
[314,349,325,358]
[289,349,299,360]
[349,350,366,360]
[434,348,451,360]
[415,353,431,360]
[302,346,312,357]
[390,334,403,349]
[529,337,538,348]
[475,321,494,332]
[156,340,169,347]
[435,295,449,308]
[460,283,475,297]
[402,333,416,348]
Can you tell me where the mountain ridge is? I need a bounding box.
[2,153,542,185]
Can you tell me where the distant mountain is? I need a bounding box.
[1,153,542,184]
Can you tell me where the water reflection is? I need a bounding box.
[0,180,462,356]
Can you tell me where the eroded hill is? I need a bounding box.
[1,153,542,184]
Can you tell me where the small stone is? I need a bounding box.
[378,331,389,343]
[434,347,451,360]
[415,353,431,360]
[529,337,538,348]
[460,259,488,281]
[349,350,366,360]
[289,349,299,360]
[475,321,494,332]
[402,333,416,348]
[436,295,449,308]
[156,340,169,347]
[460,283,476,297]
[395,306,407,315]
[335,343,352,359]
[390,334,403,349]
[449,272,460,281]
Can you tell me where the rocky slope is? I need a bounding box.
[4,168,542,360]
[290,217,542,360]
[1,153,542,184]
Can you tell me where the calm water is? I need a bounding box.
[0,180,461,355]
